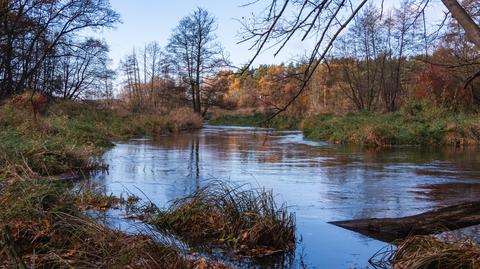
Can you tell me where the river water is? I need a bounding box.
[92,125,480,268]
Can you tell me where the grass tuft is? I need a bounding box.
[142,182,296,257]
[371,235,480,269]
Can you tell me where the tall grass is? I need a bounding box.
[0,99,202,177]
[142,182,296,257]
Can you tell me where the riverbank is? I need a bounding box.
[0,99,214,268]
[0,99,297,268]
[0,99,203,177]
[209,112,300,130]
[210,104,480,147]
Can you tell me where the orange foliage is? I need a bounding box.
[11,92,49,114]
[257,66,306,116]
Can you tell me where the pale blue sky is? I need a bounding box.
[99,0,446,69]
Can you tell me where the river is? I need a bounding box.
[91,125,480,268]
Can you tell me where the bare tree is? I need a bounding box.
[167,7,227,115]
[442,0,480,48]
[241,0,479,118]
[56,38,112,100]
[0,0,120,99]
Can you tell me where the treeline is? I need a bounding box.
[1,1,478,120]
[118,8,229,116]
[219,2,479,116]
[0,0,119,101]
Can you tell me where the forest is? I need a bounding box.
[0,0,480,268]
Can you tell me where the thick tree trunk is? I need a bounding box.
[442,0,480,49]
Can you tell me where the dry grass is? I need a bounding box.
[392,236,480,269]
[142,182,296,257]
[167,107,203,132]
[0,180,192,269]
[371,235,480,269]
[0,99,203,178]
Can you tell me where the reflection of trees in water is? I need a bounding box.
[187,136,200,189]
[150,129,480,220]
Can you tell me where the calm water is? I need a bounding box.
[92,125,480,268]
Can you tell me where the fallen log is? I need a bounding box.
[330,201,480,242]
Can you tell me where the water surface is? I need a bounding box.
[93,126,480,268]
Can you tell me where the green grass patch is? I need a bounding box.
[210,112,301,130]
[302,103,480,147]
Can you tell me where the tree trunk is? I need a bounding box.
[330,201,480,242]
[442,0,480,49]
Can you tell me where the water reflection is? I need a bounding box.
[93,126,480,268]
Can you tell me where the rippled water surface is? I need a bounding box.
[93,126,480,268]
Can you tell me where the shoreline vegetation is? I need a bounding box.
[136,182,296,258]
[209,102,480,147]
[0,97,228,268]
[1,96,479,268]
[0,96,295,268]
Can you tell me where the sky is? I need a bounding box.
[98,0,447,70]
[99,0,300,69]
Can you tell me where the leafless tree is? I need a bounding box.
[56,38,112,100]
[241,0,479,118]
[0,0,120,99]
[167,7,228,115]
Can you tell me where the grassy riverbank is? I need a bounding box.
[0,100,202,178]
[0,99,213,268]
[211,104,480,147]
[209,112,300,130]
[0,98,296,267]
[303,104,480,147]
